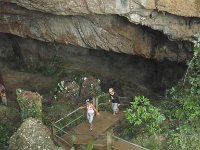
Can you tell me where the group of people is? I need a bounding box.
[80,88,119,131]
[0,84,7,106]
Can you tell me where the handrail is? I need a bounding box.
[54,107,81,124]
[54,134,71,146]
[52,95,148,150]
[54,96,128,134]
[112,135,149,150]
[61,115,83,130]
[54,125,70,135]
[118,96,130,99]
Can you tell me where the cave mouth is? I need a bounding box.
[0,33,187,100]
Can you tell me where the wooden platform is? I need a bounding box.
[62,111,123,145]
[60,111,146,150]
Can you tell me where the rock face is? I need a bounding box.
[1,34,187,96]
[0,33,187,99]
[156,0,200,17]
[0,10,193,62]
[0,1,198,61]
[9,117,63,150]
[1,0,200,17]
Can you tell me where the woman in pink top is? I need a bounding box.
[80,99,100,131]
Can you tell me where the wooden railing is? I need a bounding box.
[52,95,109,147]
[52,95,148,150]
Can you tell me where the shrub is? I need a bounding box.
[16,89,42,120]
[125,96,165,134]
[0,124,13,149]
[164,35,200,149]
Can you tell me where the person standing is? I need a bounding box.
[109,88,119,115]
[80,98,100,131]
[1,89,7,106]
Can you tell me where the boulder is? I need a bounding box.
[8,117,64,150]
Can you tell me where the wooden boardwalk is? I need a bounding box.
[60,111,146,150]
[62,111,124,145]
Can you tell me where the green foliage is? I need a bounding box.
[53,76,102,101]
[167,125,200,150]
[43,101,85,131]
[80,141,94,150]
[132,134,165,150]
[164,35,200,149]
[125,96,165,134]
[16,89,43,120]
[86,141,94,150]
[98,93,112,112]
[0,124,13,149]
[0,105,20,149]
[166,35,200,122]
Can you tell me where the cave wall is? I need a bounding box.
[0,0,198,100]
[0,0,200,43]
[0,33,187,99]
[0,1,196,62]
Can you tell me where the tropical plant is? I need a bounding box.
[165,35,200,149]
[125,96,165,134]
[16,89,43,120]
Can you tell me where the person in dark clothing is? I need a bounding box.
[109,88,119,115]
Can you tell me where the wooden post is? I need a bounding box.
[107,130,112,150]
[52,122,57,142]
[96,97,99,112]
[92,97,96,107]
[52,122,55,136]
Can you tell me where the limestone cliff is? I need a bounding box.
[0,0,199,61]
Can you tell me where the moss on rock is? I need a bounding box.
[16,89,42,120]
